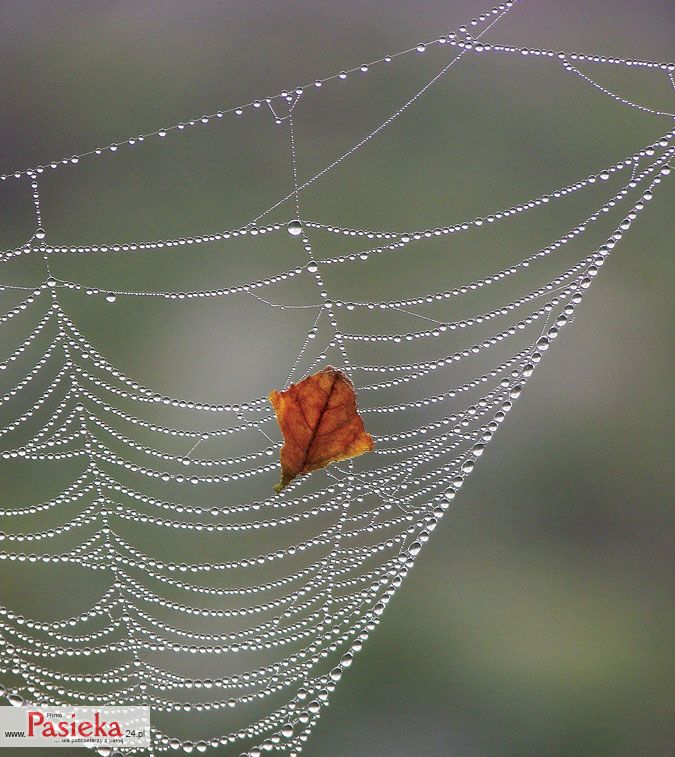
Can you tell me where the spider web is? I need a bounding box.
[0,1,673,755]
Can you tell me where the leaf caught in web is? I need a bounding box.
[269,366,374,492]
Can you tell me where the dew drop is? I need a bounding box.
[287,220,303,236]
[329,666,342,681]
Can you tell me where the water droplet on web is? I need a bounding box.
[105,294,117,303]
[287,220,303,236]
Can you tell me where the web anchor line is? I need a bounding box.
[2,0,674,183]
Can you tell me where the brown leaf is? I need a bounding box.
[268,366,374,492]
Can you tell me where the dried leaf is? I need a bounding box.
[268,366,374,492]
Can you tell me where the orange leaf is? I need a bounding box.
[268,366,374,492]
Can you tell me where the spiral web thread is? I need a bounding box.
[0,1,673,755]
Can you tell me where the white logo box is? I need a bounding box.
[0,706,150,748]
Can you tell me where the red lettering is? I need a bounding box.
[24,710,129,742]
[94,713,107,737]
[108,721,122,737]
[27,712,44,737]
[78,722,93,736]
[42,721,57,737]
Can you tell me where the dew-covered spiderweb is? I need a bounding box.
[0,0,673,754]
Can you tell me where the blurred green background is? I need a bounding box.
[0,1,673,755]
